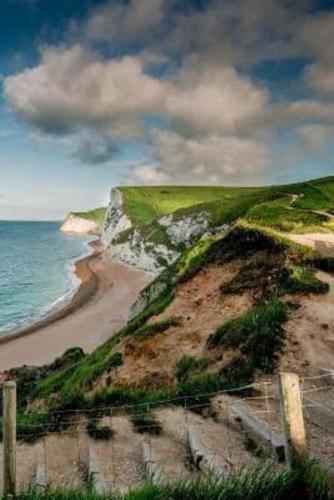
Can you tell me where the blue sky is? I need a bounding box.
[1,0,334,219]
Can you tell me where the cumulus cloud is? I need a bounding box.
[4,42,270,138]
[149,131,271,184]
[4,45,168,136]
[4,0,334,180]
[298,124,334,155]
[301,13,334,95]
[128,163,169,185]
[71,136,118,164]
[166,59,268,133]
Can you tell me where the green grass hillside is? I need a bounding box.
[119,177,334,234]
[119,186,265,226]
[72,207,106,227]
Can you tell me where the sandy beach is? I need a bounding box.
[0,244,151,371]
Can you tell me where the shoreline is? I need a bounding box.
[0,244,151,370]
[0,239,103,346]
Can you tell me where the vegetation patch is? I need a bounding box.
[244,199,329,233]
[208,299,288,374]
[134,317,182,341]
[281,264,329,294]
[119,185,266,226]
[175,355,213,382]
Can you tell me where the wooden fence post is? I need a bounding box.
[3,381,16,498]
[279,372,307,468]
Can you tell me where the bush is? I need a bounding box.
[208,299,288,374]
[281,264,329,294]
[175,355,212,382]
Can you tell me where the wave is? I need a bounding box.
[0,236,95,336]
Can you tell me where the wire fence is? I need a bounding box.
[1,373,334,494]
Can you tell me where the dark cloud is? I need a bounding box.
[71,137,119,164]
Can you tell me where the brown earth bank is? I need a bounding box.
[92,233,334,395]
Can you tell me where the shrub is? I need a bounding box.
[281,264,329,294]
[175,355,212,382]
[208,299,288,374]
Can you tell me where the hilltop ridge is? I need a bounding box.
[100,177,334,275]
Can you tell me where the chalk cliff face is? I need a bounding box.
[101,188,132,246]
[102,188,228,276]
[61,213,100,234]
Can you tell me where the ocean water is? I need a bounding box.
[0,221,92,335]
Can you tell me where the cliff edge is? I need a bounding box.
[61,207,106,234]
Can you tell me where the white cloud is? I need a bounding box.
[298,124,334,155]
[166,59,268,133]
[128,163,169,185]
[4,45,168,136]
[4,0,334,182]
[150,131,271,184]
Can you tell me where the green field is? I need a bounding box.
[119,186,265,225]
[119,177,334,234]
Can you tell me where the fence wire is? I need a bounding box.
[0,376,333,493]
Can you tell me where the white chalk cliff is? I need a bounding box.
[102,188,228,276]
[61,213,100,234]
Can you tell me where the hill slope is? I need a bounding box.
[4,222,334,440]
[102,177,334,275]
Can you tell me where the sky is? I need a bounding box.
[1,0,334,220]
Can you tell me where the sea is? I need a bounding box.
[0,221,92,335]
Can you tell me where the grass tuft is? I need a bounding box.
[208,299,288,374]
[134,317,181,341]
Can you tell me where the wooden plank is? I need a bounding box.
[3,381,16,498]
[228,404,285,462]
[279,372,307,468]
[141,440,165,484]
[187,425,226,478]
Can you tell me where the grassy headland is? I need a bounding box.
[72,207,107,227]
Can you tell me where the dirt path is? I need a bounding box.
[282,231,334,374]
[281,270,334,374]
[288,233,334,257]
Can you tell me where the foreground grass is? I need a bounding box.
[8,462,333,500]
